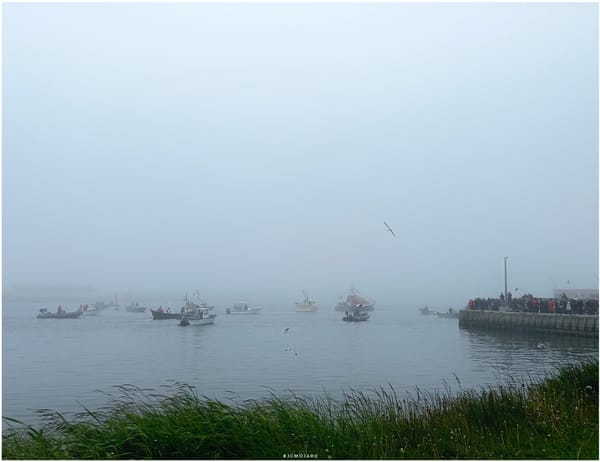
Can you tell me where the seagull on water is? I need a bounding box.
[284,347,298,356]
[384,221,396,238]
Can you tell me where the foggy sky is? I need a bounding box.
[3,3,598,308]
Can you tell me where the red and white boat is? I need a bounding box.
[335,287,375,313]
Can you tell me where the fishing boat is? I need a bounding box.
[182,291,215,311]
[150,307,180,320]
[37,307,83,319]
[296,291,318,312]
[171,292,216,322]
[125,302,147,313]
[226,302,262,315]
[419,306,436,316]
[335,287,375,312]
[179,308,216,326]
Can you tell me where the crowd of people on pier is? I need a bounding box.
[467,292,599,315]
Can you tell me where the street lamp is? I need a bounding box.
[504,257,508,306]
[546,278,556,298]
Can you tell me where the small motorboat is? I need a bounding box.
[342,310,370,322]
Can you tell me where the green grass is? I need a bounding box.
[3,360,598,459]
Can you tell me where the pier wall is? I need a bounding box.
[458,310,599,338]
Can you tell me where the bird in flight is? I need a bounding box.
[284,347,298,356]
[384,221,396,238]
[282,327,290,333]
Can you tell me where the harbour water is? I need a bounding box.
[3,300,598,428]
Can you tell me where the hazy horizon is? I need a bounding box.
[3,3,598,309]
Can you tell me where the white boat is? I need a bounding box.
[93,301,116,311]
[296,291,318,312]
[126,302,147,313]
[179,308,216,326]
[80,304,98,316]
[335,287,375,312]
[226,302,261,315]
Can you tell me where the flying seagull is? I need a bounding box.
[384,221,396,238]
[284,347,298,356]
[282,327,290,333]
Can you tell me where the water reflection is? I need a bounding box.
[459,327,597,386]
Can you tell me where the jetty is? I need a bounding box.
[459,310,598,338]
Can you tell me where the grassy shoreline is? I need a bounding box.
[3,360,598,460]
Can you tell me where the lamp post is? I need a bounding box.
[504,256,508,306]
[547,278,556,298]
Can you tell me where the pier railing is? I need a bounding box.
[459,310,599,338]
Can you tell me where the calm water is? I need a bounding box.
[3,300,598,427]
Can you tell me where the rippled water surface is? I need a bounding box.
[3,301,597,426]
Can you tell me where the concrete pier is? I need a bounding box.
[459,310,599,338]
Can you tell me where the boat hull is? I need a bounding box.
[179,313,216,326]
[126,306,147,313]
[37,311,82,319]
[227,308,261,315]
[342,312,370,322]
[227,303,261,314]
[150,309,181,320]
[436,312,460,319]
[296,303,318,312]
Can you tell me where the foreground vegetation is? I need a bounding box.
[3,361,598,459]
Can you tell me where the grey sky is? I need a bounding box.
[3,3,598,308]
